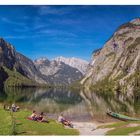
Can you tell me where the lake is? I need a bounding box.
[0,87,140,122]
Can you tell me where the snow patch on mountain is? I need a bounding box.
[54,56,89,74]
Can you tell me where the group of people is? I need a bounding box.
[3,103,20,112]
[29,111,73,128]
[29,110,49,123]
[4,103,73,128]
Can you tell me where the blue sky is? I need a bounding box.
[0,5,140,61]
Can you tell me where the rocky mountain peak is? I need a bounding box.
[0,37,16,69]
[34,57,50,65]
[0,38,85,86]
[54,56,89,74]
[0,37,14,49]
[81,18,140,97]
[130,18,140,25]
[0,37,5,44]
[34,57,83,85]
[0,38,47,84]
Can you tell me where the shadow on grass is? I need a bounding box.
[17,131,27,135]
[16,123,22,126]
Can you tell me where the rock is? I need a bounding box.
[81,18,140,97]
[0,37,47,85]
[0,67,8,89]
[0,37,87,86]
[34,58,84,85]
[15,53,46,84]
[0,38,16,69]
[54,56,89,74]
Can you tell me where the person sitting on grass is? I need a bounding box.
[7,106,11,111]
[3,104,11,111]
[37,112,49,123]
[11,103,20,112]
[58,114,73,128]
[30,110,38,121]
[16,106,20,111]
[11,103,16,112]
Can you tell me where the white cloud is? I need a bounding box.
[37,29,77,37]
[3,34,46,39]
[1,17,26,26]
[38,6,76,16]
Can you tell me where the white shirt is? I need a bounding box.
[58,116,63,122]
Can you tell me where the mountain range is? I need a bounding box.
[1,18,140,97]
[0,38,88,88]
[54,56,88,74]
[34,57,88,85]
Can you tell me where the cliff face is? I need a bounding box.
[54,56,89,74]
[81,18,140,97]
[0,38,46,87]
[0,37,85,87]
[0,38,16,69]
[0,67,8,89]
[15,53,46,84]
[34,58,83,85]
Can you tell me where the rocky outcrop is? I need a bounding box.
[54,56,89,74]
[81,18,140,97]
[0,38,16,69]
[0,37,87,86]
[0,67,8,89]
[0,37,47,86]
[15,53,46,84]
[34,58,83,85]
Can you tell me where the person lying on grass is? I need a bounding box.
[58,114,73,128]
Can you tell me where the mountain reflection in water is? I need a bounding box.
[0,87,139,122]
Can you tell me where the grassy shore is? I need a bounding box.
[98,121,140,135]
[0,106,79,135]
[1,104,140,136]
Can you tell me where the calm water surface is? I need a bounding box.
[0,87,139,122]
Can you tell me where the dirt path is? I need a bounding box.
[73,122,113,135]
[130,130,140,135]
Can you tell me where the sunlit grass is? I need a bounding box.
[98,120,140,135]
[98,121,128,129]
[106,126,140,135]
[0,106,79,135]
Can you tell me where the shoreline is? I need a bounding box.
[71,121,115,135]
[72,120,140,135]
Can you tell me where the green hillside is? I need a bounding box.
[2,67,37,87]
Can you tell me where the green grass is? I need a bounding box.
[106,126,140,135]
[3,66,37,87]
[98,121,140,135]
[0,107,79,135]
[0,108,12,135]
[98,122,128,129]
[90,76,115,95]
